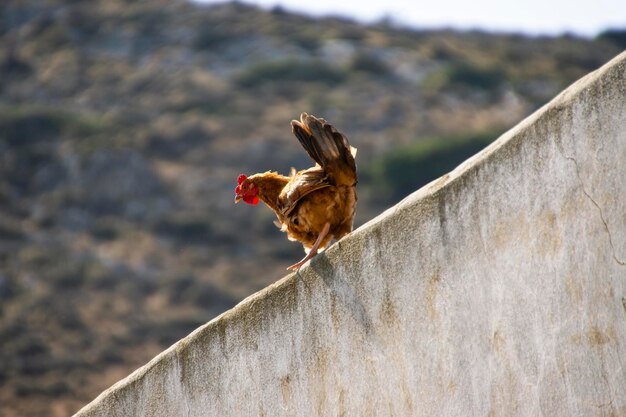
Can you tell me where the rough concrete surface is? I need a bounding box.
[74,51,626,417]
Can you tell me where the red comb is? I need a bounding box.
[237,174,247,185]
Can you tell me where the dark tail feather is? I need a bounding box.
[291,113,356,185]
[291,120,325,167]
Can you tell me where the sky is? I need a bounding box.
[198,0,626,36]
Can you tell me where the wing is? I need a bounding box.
[291,113,357,187]
[277,167,330,217]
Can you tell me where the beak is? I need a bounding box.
[234,195,242,203]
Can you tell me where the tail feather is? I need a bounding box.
[291,113,357,186]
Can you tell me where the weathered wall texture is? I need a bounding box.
[75,51,626,417]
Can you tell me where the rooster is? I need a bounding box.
[235,113,357,270]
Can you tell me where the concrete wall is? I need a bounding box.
[74,51,626,417]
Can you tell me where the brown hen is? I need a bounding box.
[235,113,357,270]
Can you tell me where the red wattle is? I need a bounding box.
[244,195,259,205]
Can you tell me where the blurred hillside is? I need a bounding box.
[0,0,623,415]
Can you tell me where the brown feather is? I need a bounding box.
[291,113,357,187]
[278,167,329,217]
[246,171,289,215]
[241,113,357,255]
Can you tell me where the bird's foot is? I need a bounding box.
[287,250,318,271]
[287,222,331,271]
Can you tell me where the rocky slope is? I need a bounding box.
[0,0,622,415]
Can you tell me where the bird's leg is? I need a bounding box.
[287,222,331,271]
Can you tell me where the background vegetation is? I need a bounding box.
[0,0,623,415]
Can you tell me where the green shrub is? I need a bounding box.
[193,25,239,50]
[0,110,65,145]
[0,106,108,146]
[234,59,346,88]
[90,217,121,241]
[421,62,505,94]
[349,52,392,76]
[0,214,24,240]
[44,260,87,290]
[14,381,69,397]
[364,130,502,204]
[447,62,505,90]
[153,214,214,245]
[596,29,626,48]
[291,32,321,51]
[165,275,236,310]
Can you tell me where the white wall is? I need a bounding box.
[75,51,626,417]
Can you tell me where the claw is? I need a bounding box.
[287,251,316,271]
